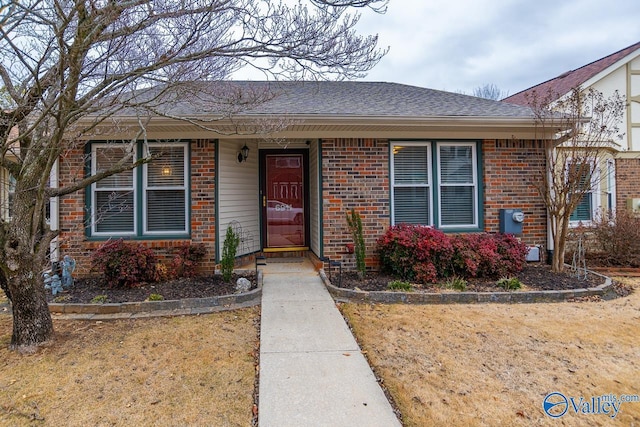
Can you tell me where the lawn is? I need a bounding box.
[341,277,640,427]
[0,308,259,426]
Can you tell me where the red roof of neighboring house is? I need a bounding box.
[504,41,640,106]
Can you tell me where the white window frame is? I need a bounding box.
[390,141,480,229]
[390,141,433,226]
[143,143,189,235]
[90,143,137,236]
[437,142,478,229]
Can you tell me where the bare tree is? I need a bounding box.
[0,0,387,351]
[527,87,625,273]
[473,83,508,101]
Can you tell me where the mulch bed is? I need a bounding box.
[45,273,257,304]
[333,264,606,293]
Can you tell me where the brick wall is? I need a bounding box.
[321,138,390,270]
[57,140,216,276]
[321,138,548,272]
[483,139,547,246]
[615,157,640,208]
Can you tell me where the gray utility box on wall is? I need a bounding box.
[499,209,524,235]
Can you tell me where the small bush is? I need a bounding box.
[90,295,108,304]
[377,224,454,283]
[590,209,640,267]
[346,209,367,279]
[171,243,207,278]
[443,276,467,291]
[387,280,413,291]
[496,277,522,290]
[221,226,239,282]
[91,239,157,288]
[147,293,164,301]
[377,225,528,284]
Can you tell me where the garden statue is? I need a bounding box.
[44,256,76,295]
[62,255,76,288]
[43,262,63,296]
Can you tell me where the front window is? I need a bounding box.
[391,141,480,229]
[90,141,189,237]
[568,160,599,224]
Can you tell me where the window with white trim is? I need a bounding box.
[568,160,599,224]
[391,141,480,229]
[90,142,189,236]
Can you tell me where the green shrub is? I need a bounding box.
[496,277,522,290]
[147,293,164,301]
[346,209,367,279]
[90,295,108,304]
[387,280,413,291]
[221,225,239,282]
[91,239,157,288]
[443,276,467,291]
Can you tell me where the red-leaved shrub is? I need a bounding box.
[91,239,158,288]
[377,224,528,283]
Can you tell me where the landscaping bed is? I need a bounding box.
[45,273,258,304]
[336,264,605,293]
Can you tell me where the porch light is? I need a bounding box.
[237,144,250,163]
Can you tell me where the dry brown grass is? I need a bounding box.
[0,308,259,426]
[342,278,640,427]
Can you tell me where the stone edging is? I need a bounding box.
[320,269,617,304]
[44,269,262,319]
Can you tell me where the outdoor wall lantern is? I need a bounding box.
[237,144,250,163]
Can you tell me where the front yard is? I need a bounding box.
[341,277,640,426]
[0,308,259,426]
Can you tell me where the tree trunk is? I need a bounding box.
[8,269,54,352]
[551,218,569,273]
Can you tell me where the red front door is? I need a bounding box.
[262,153,307,249]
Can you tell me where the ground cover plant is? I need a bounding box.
[341,277,639,426]
[0,309,259,426]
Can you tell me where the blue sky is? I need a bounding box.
[349,0,640,96]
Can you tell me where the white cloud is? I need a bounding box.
[353,0,640,94]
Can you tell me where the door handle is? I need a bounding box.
[263,196,266,207]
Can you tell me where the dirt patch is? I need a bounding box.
[341,277,640,427]
[0,308,259,426]
[44,273,257,304]
[336,264,605,292]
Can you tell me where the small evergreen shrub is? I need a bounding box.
[387,280,413,291]
[496,277,522,290]
[346,209,367,279]
[147,293,164,301]
[221,225,239,282]
[91,239,157,288]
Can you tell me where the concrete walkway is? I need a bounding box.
[258,258,401,427]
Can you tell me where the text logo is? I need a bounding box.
[543,392,569,418]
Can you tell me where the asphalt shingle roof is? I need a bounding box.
[152,81,535,119]
[504,41,640,106]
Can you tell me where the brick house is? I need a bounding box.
[504,41,640,220]
[54,81,554,275]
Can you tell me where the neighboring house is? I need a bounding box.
[56,81,558,274]
[504,41,640,223]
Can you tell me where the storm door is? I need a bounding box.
[261,151,309,249]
